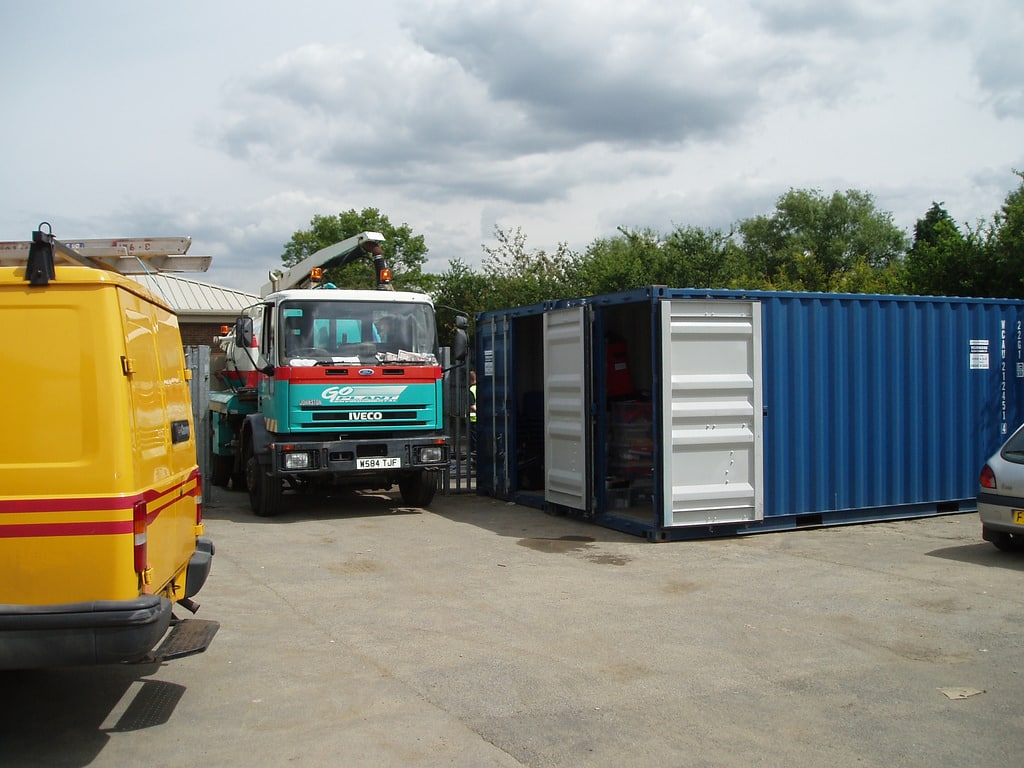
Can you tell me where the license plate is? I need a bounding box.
[1013,510,1024,525]
[356,457,401,470]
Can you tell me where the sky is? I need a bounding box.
[1,0,1022,295]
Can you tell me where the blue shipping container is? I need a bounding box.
[474,287,1024,540]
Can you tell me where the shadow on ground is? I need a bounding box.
[926,542,1024,570]
[0,661,181,768]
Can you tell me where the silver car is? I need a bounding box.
[978,425,1024,552]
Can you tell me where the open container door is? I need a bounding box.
[660,299,763,528]
[476,313,513,498]
[544,306,591,513]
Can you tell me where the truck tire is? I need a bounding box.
[211,454,232,487]
[230,469,248,492]
[399,470,438,507]
[247,455,283,517]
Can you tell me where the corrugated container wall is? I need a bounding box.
[759,294,1023,524]
[474,288,1024,540]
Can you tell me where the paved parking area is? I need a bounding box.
[2,490,1023,767]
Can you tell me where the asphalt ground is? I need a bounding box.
[2,488,1023,767]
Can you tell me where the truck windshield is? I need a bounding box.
[278,299,439,365]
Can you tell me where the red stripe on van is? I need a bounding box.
[0,495,140,513]
[0,520,134,539]
[0,473,199,518]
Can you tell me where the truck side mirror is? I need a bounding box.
[236,316,254,347]
[452,327,468,363]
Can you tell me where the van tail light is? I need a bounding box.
[133,499,148,573]
[980,464,997,489]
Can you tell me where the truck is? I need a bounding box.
[209,231,467,516]
[0,226,217,669]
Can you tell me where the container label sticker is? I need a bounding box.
[970,339,989,370]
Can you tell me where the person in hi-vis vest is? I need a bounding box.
[468,369,477,457]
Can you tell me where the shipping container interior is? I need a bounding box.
[477,299,663,535]
[510,313,545,499]
[592,300,659,534]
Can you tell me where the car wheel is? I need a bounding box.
[984,526,1024,552]
[399,470,438,507]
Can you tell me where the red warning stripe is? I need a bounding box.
[0,471,199,538]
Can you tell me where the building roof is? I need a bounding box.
[127,273,258,318]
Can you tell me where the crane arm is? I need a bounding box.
[261,231,388,296]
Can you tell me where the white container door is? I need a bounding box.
[660,299,763,527]
[544,306,590,513]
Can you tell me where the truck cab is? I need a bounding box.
[241,287,450,515]
[211,231,467,517]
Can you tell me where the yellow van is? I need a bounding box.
[0,228,216,669]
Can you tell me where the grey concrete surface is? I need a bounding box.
[2,489,1023,767]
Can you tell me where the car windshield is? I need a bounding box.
[278,299,439,365]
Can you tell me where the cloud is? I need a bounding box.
[970,5,1024,118]
[755,0,906,36]
[2,0,1021,297]
[408,1,766,144]
[215,41,523,167]
[213,0,1024,224]
[212,2,818,209]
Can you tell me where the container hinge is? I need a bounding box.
[121,356,135,376]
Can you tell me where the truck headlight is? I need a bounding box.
[283,451,312,470]
[416,446,444,463]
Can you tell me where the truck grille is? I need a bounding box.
[296,404,431,428]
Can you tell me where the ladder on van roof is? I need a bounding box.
[0,223,212,285]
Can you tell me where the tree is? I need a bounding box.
[661,225,745,289]
[432,257,491,334]
[989,170,1024,298]
[570,225,746,293]
[481,226,576,308]
[281,207,430,291]
[569,229,660,296]
[905,203,984,297]
[736,189,908,292]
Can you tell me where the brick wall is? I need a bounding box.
[180,321,228,348]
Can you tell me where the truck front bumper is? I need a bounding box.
[270,436,449,477]
[0,595,172,670]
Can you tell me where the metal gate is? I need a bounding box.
[185,345,212,500]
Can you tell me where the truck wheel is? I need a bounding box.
[247,455,283,517]
[230,469,248,492]
[211,455,232,487]
[399,470,438,507]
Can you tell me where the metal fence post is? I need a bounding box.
[186,345,212,503]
